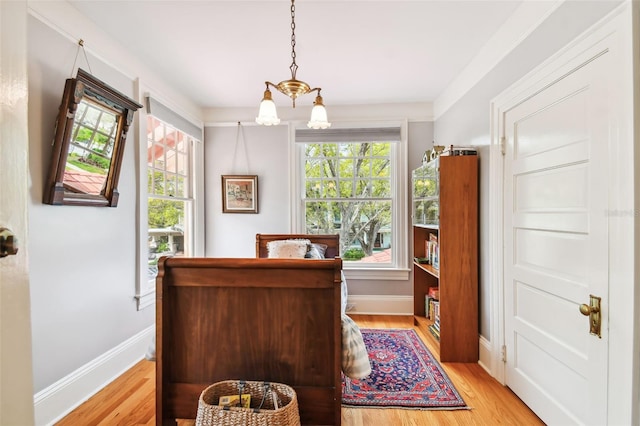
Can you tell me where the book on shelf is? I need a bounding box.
[428,286,439,299]
[430,300,440,326]
[428,323,440,341]
[425,295,429,318]
[427,234,439,269]
[429,299,441,322]
[441,145,478,157]
[218,394,251,408]
[433,246,439,269]
[425,287,439,320]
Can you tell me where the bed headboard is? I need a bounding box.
[256,233,340,259]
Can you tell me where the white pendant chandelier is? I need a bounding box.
[255,0,331,129]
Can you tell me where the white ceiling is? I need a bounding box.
[67,0,524,109]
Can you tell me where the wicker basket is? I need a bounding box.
[195,380,301,426]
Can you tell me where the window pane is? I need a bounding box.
[148,170,165,195]
[305,143,322,157]
[148,198,190,279]
[305,158,322,176]
[304,200,392,264]
[339,159,354,178]
[154,150,165,170]
[357,158,372,178]
[372,178,391,197]
[302,139,395,266]
[176,175,185,198]
[323,180,337,197]
[177,152,187,176]
[306,180,321,198]
[166,175,177,196]
[165,147,177,174]
[338,180,353,197]
[355,179,369,196]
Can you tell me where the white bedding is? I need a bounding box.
[341,314,371,379]
[340,271,348,315]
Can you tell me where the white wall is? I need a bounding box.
[204,124,292,257]
[25,2,202,423]
[203,111,434,300]
[28,11,151,393]
[433,0,622,341]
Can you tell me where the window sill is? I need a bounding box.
[342,268,410,281]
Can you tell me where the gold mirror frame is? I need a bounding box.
[44,69,141,207]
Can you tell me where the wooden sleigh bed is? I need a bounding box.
[156,234,343,425]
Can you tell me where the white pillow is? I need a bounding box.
[267,239,310,258]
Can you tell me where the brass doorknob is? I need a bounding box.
[579,295,602,338]
[0,227,18,258]
[579,303,599,316]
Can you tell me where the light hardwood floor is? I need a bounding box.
[56,315,544,425]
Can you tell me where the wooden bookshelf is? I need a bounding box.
[414,261,440,278]
[411,154,478,362]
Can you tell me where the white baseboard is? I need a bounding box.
[33,325,154,426]
[347,295,413,315]
[478,335,494,375]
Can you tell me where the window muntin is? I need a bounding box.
[301,141,395,266]
[146,116,195,281]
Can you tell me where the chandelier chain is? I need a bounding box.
[256,0,329,128]
[289,0,298,79]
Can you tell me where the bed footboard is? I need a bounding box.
[156,257,343,425]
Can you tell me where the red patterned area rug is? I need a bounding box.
[342,328,468,410]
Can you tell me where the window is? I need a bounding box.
[136,96,203,309]
[294,123,408,279]
[146,116,194,278]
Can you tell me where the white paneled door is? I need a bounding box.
[502,32,615,425]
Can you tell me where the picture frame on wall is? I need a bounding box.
[221,175,259,213]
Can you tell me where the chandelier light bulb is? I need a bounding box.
[255,88,281,126]
[307,94,331,129]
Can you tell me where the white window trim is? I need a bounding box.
[289,120,409,281]
[135,83,204,310]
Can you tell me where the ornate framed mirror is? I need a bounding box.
[44,68,142,206]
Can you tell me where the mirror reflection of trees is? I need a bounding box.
[63,98,121,195]
[303,142,393,261]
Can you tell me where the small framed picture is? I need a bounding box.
[221,175,258,213]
